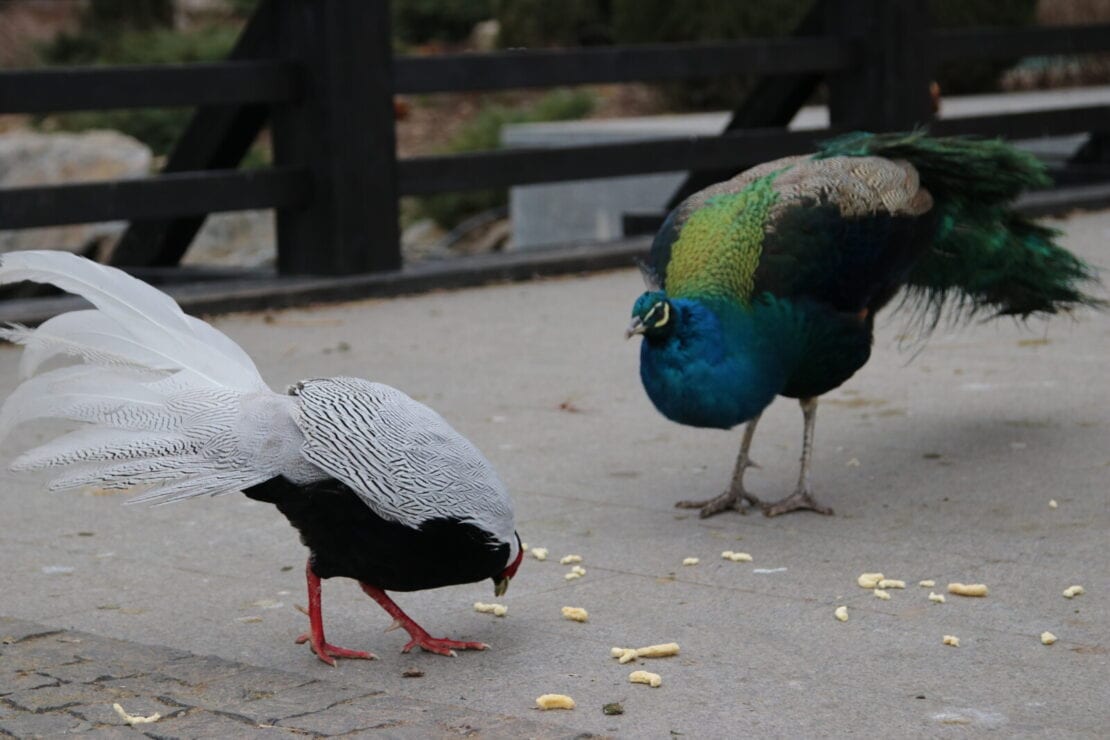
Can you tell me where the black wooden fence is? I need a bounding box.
[1,0,1109,292]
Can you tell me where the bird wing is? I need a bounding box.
[294,377,514,538]
[654,153,935,311]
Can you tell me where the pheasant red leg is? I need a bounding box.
[360,583,488,656]
[295,560,376,665]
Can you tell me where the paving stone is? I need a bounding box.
[180,666,313,710]
[68,695,184,726]
[142,707,301,738]
[154,654,248,686]
[3,682,123,712]
[0,671,60,696]
[40,658,148,684]
[0,711,91,737]
[215,679,377,724]
[276,695,429,735]
[0,617,64,645]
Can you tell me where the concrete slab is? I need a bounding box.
[1,210,1108,737]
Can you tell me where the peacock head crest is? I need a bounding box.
[627,291,675,340]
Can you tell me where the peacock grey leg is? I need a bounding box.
[762,397,834,517]
[676,414,764,518]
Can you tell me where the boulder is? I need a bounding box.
[0,129,152,256]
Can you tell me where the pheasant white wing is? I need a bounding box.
[294,377,514,540]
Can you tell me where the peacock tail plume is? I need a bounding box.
[818,131,1103,324]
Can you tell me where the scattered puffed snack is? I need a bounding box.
[721,550,753,562]
[873,588,891,600]
[564,571,582,581]
[561,606,588,622]
[521,542,529,551]
[1048,499,1058,509]
[942,635,960,647]
[928,592,946,603]
[919,580,936,588]
[1062,585,1084,599]
[473,602,508,617]
[112,703,161,726]
[531,547,548,561]
[878,579,906,589]
[560,554,583,565]
[571,565,586,576]
[535,694,575,710]
[629,670,662,688]
[682,557,700,566]
[610,643,680,664]
[1040,631,1058,645]
[947,583,988,597]
[857,572,885,588]
[834,606,849,622]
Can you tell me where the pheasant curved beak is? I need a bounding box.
[494,576,510,597]
[625,317,645,339]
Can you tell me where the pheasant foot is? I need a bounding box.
[295,632,376,666]
[361,582,488,657]
[762,488,834,517]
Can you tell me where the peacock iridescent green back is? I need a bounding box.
[650,131,1101,323]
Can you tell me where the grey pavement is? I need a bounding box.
[2,210,1109,737]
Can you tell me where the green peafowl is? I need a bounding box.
[627,131,1102,517]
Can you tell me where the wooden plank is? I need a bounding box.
[1015,181,1110,217]
[393,37,860,93]
[934,23,1110,62]
[825,0,933,131]
[0,60,298,114]
[398,128,833,195]
[271,0,399,275]
[0,237,653,326]
[665,1,826,210]
[5,170,1104,324]
[110,0,282,268]
[931,105,1110,139]
[0,168,310,229]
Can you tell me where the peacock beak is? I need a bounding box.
[493,576,510,597]
[625,317,645,339]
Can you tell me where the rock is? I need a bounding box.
[0,130,151,256]
[183,210,276,268]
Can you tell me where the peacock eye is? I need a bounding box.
[651,301,671,328]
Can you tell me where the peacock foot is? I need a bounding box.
[761,488,834,517]
[676,489,763,518]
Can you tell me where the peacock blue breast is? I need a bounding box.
[638,299,786,429]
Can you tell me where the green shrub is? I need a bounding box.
[393,0,496,46]
[930,0,1039,94]
[416,89,595,228]
[37,20,241,156]
[496,0,612,47]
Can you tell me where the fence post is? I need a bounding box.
[270,0,400,276]
[824,0,933,132]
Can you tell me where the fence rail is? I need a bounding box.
[0,0,1108,295]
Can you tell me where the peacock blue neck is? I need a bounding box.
[638,297,797,430]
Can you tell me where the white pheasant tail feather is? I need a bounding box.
[0,251,515,547]
[0,250,320,504]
